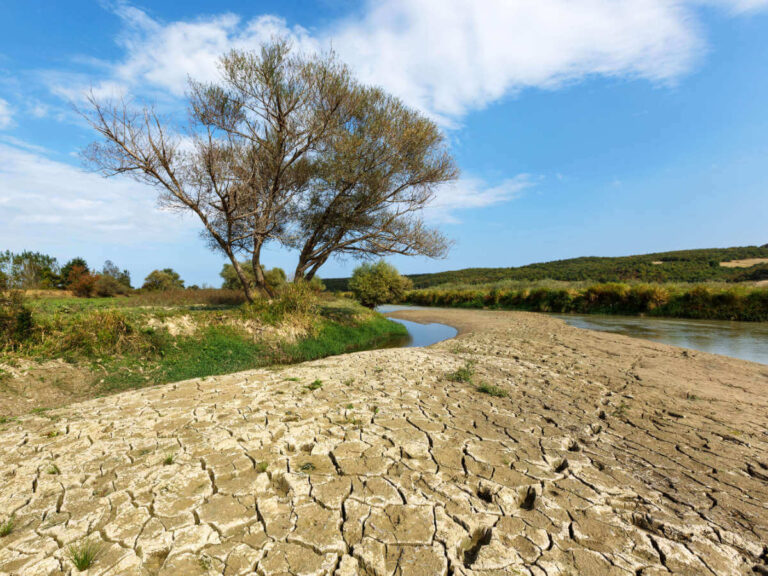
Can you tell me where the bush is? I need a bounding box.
[70,272,99,298]
[58,310,158,358]
[0,290,33,348]
[349,261,412,308]
[93,275,131,297]
[142,269,185,291]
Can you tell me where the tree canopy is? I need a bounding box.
[348,261,412,308]
[142,269,185,291]
[82,39,456,301]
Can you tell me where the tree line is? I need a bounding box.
[324,245,768,291]
[0,251,195,296]
[0,251,131,295]
[81,39,457,302]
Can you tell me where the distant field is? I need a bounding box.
[325,245,768,291]
[719,258,768,268]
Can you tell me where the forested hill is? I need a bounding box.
[324,245,768,291]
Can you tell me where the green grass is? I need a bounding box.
[0,516,14,537]
[46,463,60,475]
[256,461,268,473]
[67,539,103,571]
[162,454,175,466]
[477,382,507,397]
[2,296,408,402]
[447,361,475,383]
[307,379,323,391]
[299,462,316,473]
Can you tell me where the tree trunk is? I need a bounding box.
[251,240,274,298]
[229,256,257,303]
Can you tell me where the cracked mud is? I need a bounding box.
[1,309,767,575]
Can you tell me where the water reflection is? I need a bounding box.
[555,314,768,365]
[377,305,458,348]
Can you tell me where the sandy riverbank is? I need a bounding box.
[0,308,766,575]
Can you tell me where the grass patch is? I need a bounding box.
[306,379,323,391]
[46,463,61,475]
[0,516,14,537]
[67,539,103,571]
[256,461,268,473]
[477,382,507,397]
[447,361,475,383]
[2,296,407,407]
[299,462,316,473]
[162,454,175,466]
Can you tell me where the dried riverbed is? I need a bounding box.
[1,308,767,575]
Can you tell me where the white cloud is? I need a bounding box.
[49,0,766,123]
[0,98,13,129]
[0,141,194,247]
[427,174,535,223]
[28,0,767,229]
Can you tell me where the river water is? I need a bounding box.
[377,304,458,347]
[554,313,768,365]
[378,304,767,364]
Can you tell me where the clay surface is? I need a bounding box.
[1,309,767,575]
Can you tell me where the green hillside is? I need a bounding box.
[324,245,768,291]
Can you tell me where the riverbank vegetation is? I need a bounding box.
[349,261,413,308]
[325,245,768,291]
[404,280,768,321]
[0,285,406,416]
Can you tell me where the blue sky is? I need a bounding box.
[1,1,767,286]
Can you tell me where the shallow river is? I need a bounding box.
[554,313,768,365]
[377,304,458,347]
[379,304,768,365]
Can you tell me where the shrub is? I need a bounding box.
[243,281,319,324]
[275,281,318,316]
[0,290,33,348]
[349,261,412,308]
[307,276,325,293]
[59,310,158,358]
[93,274,131,297]
[628,284,669,311]
[142,269,185,291]
[70,273,98,298]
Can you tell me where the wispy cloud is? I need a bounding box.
[45,0,767,124]
[9,0,768,237]
[427,174,536,223]
[0,98,13,129]
[0,141,195,248]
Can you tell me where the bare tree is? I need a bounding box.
[292,87,458,281]
[82,40,353,300]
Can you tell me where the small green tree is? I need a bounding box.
[349,261,412,308]
[102,260,132,289]
[142,269,185,291]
